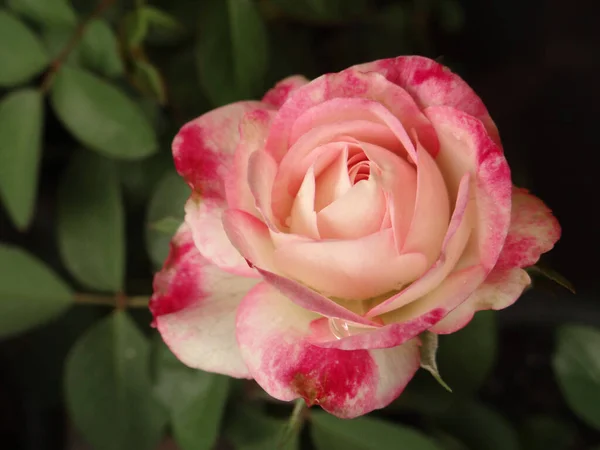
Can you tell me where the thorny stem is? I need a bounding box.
[39,0,117,94]
[74,293,150,309]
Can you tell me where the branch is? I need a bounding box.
[40,0,117,94]
[74,293,150,309]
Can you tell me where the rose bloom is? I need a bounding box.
[150,56,560,418]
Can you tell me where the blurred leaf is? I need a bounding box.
[122,8,148,49]
[132,59,167,104]
[519,415,576,450]
[65,311,168,450]
[436,310,498,394]
[311,412,442,450]
[433,432,469,450]
[0,89,43,229]
[388,369,455,415]
[0,244,73,338]
[420,331,452,392]
[50,66,157,159]
[117,152,171,207]
[7,0,76,27]
[553,324,600,431]
[436,0,465,33]
[57,150,125,292]
[153,339,230,450]
[42,26,81,63]
[79,19,124,77]
[196,0,269,106]
[0,10,49,86]
[527,265,576,293]
[145,170,189,268]
[142,5,185,44]
[225,405,299,450]
[269,0,369,22]
[434,400,520,450]
[150,216,181,235]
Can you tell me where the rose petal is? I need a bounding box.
[314,146,352,211]
[225,109,276,216]
[173,101,270,200]
[265,70,433,163]
[494,187,561,271]
[236,282,421,418]
[401,141,450,263]
[289,166,320,238]
[273,228,428,300]
[425,106,512,270]
[185,196,257,277]
[366,173,473,317]
[150,224,257,378]
[317,177,386,239]
[429,267,531,334]
[262,75,310,109]
[352,56,501,146]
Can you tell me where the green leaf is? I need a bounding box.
[311,412,442,450]
[122,9,148,49]
[0,89,43,230]
[57,150,125,292]
[553,324,600,431]
[145,170,189,268]
[7,0,76,27]
[225,405,299,450]
[519,415,576,450]
[0,244,73,338]
[50,66,157,159]
[132,59,166,104]
[142,5,185,44]
[436,310,498,394]
[196,0,269,106]
[153,339,230,450]
[0,10,49,86]
[79,19,124,78]
[434,400,520,450]
[420,331,452,392]
[65,311,168,450]
[150,216,182,235]
[527,265,576,293]
[42,26,81,63]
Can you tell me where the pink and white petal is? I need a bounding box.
[314,146,352,211]
[173,101,270,200]
[151,224,257,378]
[289,167,320,239]
[367,174,473,317]
[185,196,257,277]
[222,208,277,272]
[494,187,561,271]
[352,56,501,146]
[401,142,450,263]
[317,177,386,239]
[225,109,276,216]
[273,228,428,300]
[425,106,512,270]
[256,267,380,326]
[360,142,417,250]
[236,282,421,418]
[262,75,310,109]
[265,71,430,163]
[247,149,280,229]
[430,267,531,334]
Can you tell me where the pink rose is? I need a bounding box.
[150,56,560,418]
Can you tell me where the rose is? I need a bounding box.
[150,56,560,418]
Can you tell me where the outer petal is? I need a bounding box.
[185,196,257,277]
[173,101,269,200]
[430,267,530,334]
[236,282,421,418]
[494,187,561,271]
[150,224,257,378]
[262,75,310,109]
[352,56,501,146]
[174,101,272,275]
[429,187,560,334]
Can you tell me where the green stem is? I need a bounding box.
[39,0,117,94]
[278,399,307,449]
[74,293,149,308]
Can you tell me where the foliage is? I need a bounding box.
[0,0,594,449]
